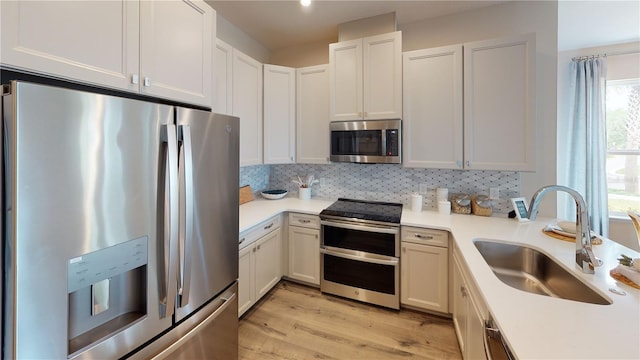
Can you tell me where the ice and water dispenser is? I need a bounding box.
[67,236,148,356]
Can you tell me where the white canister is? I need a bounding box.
[438,200,451,215]
[411,193,423,212]
[436,188,449,202]
[298,187,311,200]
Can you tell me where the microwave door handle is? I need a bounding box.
[160,124,179,318]
[178,125,194,308]
[381,129,387,156]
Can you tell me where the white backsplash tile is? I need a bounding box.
[240,164,520,214]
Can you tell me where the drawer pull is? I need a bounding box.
[298,219,311,223]
[239,237,245,244]
[264,223,274,230]
[415,234,434,240]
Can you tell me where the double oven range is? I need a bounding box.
[319,198,403,309]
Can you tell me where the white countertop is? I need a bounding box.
[241,197,640,359]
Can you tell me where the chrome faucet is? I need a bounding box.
[527,185,602,274]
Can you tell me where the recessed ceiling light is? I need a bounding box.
[301,0,311,7]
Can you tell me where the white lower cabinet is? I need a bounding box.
[452,245,488,360]
[400,227,449,313]
[287,213,320,285]
[238,215,282,317]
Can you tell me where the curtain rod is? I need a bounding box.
[572,49,640,61]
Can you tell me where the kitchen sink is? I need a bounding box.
[473,239,612,305]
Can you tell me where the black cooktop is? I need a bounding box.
[319,198,403,224]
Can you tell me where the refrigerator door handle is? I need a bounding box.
[178,124,194,307]
[161,124,180,319]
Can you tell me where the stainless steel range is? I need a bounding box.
[319,198,403,309]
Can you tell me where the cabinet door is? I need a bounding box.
[214,39,233,115]
[402,45,463,169]
[0,1,139,92]
[363,31,402,120]
[329,38,363,121]
[463,33,535,171]
[400,242,448,313]
[297,65,330,164]
[264,64,296,164]
[254,229,282,298]
[233,49,263,166]
[238,245,255,317]
[452,254,468,354]
[288,226,320,285]
[467,295,488,360]
[139,0,213,107]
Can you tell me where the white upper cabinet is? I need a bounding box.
[403,45,463,169]
[1,1,139,91]
[402,33,535,172]
[232,49,263,166]
[463,33,536,171]
[139,0,213,107]
[213,39,233,115]
[329,31,402,121]
[297,65,330,164]
[263,64,296,164]
[1,0,214,108]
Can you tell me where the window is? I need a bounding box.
[606,78,640,216]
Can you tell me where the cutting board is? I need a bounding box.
[239,185,254,205]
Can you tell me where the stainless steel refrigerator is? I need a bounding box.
[1,81,239,359]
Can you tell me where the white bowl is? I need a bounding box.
[260,190,288,200]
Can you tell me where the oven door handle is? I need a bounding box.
[320,247,399,266]
[320,219,399,234]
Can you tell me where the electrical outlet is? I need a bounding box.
[320,178,326,187]
[489,187,500,200]
[265,174,270,185]
[419,183,428,194]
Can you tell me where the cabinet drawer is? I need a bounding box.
[239,215,282,249]
[401,226,449,248]
[288,213,320,229]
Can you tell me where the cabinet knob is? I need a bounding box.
[315,234,318,239]
[402,247,406,252]
[466,160,470,168]
[364,111,368,118]
[257,244,261,250]
[252,247,256,253]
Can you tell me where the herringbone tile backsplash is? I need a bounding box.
[240,164,520,214]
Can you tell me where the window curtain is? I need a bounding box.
[560,57,608,236]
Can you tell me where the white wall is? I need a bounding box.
[400,1,559,217]
[216,14,270,63]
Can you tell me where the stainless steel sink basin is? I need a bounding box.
[473,240,612,305]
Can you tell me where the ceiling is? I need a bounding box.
[207,0,505,51]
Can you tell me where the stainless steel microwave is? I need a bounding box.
[330,119,401,164]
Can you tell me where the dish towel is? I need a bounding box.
[614,264,640,286]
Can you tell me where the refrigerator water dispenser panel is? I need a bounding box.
[67,237,149,357]
[67,236,148,293]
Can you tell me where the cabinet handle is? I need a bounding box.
[298,219,311,224]
[315,234,318,239]
[252,247,256,253]
[131,74,139,85]
[239,237,245,244]
[257,245,261,250]
[364,111,368,118]
[264,223,274,230]
[466,160,470,168]
[402,247,406,253]
[144,77,151,87]
[460,286,467,297]
[415,234,433,240]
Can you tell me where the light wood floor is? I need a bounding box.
[238,281,462,360]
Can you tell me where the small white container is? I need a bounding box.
[298,187,311,200]
[438,200,451,215]
[411,193,423,212]
[436,188,449,202]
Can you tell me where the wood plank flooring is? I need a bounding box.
[238,281,462,360]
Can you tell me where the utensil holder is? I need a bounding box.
[298,187,311,200]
